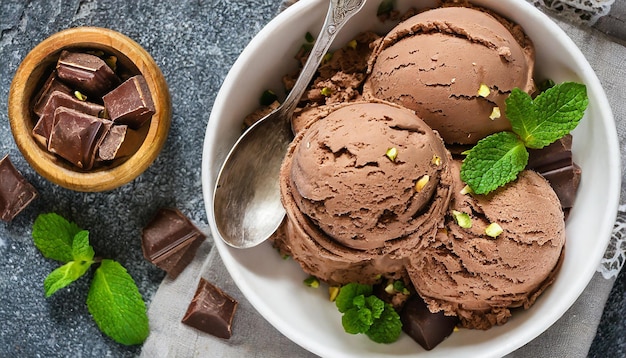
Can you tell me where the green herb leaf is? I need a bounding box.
[460,132,528,194]
[366,303,402,344]
[507,82,588,149]
[32,213,82,263]
[342,306,373,334]
[72,230,95,262]
[366,295,385,319]
[335,283,373,313]
[377,0,395,16]
[87,259,149,345]
[43,260,92,297]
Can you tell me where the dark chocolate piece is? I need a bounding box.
[33,71,72,117]
[32,91,105,147]
[48,107,111,170]
[141,208,206,279]
[103,75,155,129]
[56,50,120,97]
[182,278,238,339]
[540,163,582,209]
[527,134,574,173]
[96,124,138,161]
[527,134,581,209]
[400,295,458,351]
[0,155,38,222]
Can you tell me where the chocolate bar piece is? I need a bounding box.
[182,278,238,339]
[527,135,581,209]
[33,71,72,116]
[48,107,111,170]
[97,124,134,161]
[32,91,105,147]
[56,50,120,97]
[141,208,206,279]
[103,75,155,129]
[400,295,458,351]
[0,155,38,222]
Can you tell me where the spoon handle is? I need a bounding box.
[281,0,366,117]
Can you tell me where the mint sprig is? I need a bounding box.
[32,213,149,345]
[335,282,402,344]
[461,82,588,194]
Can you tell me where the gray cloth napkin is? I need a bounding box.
[141,5,626,358]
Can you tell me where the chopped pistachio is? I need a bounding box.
[74,91,87,101]
[104,55,117,71]
[415,175,430,192]
[386,147,398,162]
[346,39,357,50]
[303,276,320,288]
[459,184,473,195]
[393,280,410,295]
[377,0,394,16]
[453,326,460,332]
[431,154,442,166]
[489,106,501,120]
[452,210,472,229]
[320,87,332,96]
[260,89,278,105]
[477,83,491,97]
[485,222,503,237]
[322,52,333,64]
[86,49,105,57]
[384,283,395,295]
[329,286,340,302]
[305,32,315,43]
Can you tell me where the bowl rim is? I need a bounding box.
[201,0,621,356]
[8,26,171,192]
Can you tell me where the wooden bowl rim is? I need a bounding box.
[8,26,171,192]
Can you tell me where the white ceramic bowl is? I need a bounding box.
[202,0,620,356]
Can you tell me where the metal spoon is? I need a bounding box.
[213,0,366,248]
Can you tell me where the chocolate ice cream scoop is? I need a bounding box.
[276,101,453,285]
[363,6,535,144]
[406,161,565,329]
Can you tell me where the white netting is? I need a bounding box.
[598,204,626,279]
[527,0,616,25]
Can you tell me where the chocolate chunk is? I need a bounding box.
[400,295,458,351]
[0,155,38,222]
[96,124,138,161]
[56,50,120,97]
[48,107,111,170]
[182,278,238,339]
[527,134,581,209]
[33,71,72,117]
[141,208,206,279]
[103,75,155,129]
[32,91,105,147]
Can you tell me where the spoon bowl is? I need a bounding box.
[213,0,366,248]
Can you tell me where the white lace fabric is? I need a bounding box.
[528,0,616,25]
[598,204,626,278]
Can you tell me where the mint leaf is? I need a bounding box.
[33,213,82,263]
[460,132,528,194]
[366,295,385,319]
[366,303,402,344]
[336,283,373,313]
[72,230,95,262]
[44,260,93,297]
[342,307,373,334]
[87,259,149,345]
[507,82,588,149]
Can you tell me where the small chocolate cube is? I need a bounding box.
[32,91,104,147]
[48,107,111,170]
[33,71,72,117]
[0,155,38,222]
[400,295,458,351]
[141,208,206,279]
[182,278,238,339]
[56,50,120,97]
[97,124,134,161]
[103,75,155,129]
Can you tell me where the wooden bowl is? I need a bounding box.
[8,27,171,192]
